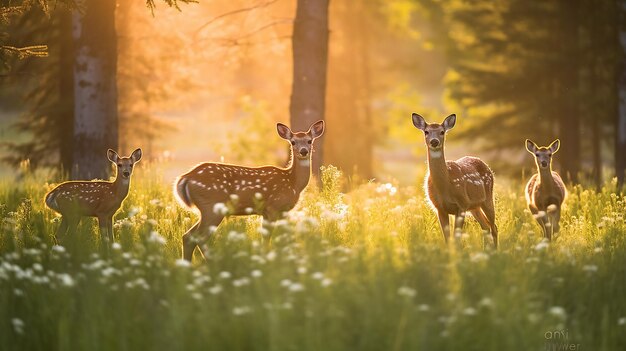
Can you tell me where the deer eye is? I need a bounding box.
[290,141,295,145]
[117,163,122,167]
[307,140,312,144]
[440,131,445,135]
[424,131,430,135]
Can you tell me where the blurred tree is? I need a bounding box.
[290,0,329,178]
[617,0,626,189]
[1,7,74,172]
[1,0,192,178]
[418,0,624,183]
[71,0,118,179]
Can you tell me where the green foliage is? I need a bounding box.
[215,96,286,166]
[0,165,625,350]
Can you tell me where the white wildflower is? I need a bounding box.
[11,318,24,334]
[232,306,252,316]
[219,271,232,279]
[582,265,598,273]
[213,202,228,215]
[548,306,567,320]
[397,286,417,298]
[57,273,75,287]
[289,283,305,292]
[417,304,430,312]
[175,259,190,268]
[208,285,223,295]
[148,231,166,245]
[251,270,263,278]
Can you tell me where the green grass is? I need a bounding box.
[1,165,625,351]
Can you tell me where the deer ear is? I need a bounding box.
[549,139,560,154]
[107,149,119,163]
[277,123,293,140]
[131,148,142,163]
[411,113,427,130]
[309,120,325,139]
[525,139,538,154]
[442,114,456,130]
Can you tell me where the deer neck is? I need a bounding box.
[289,151,312,192]
[113,174,131,200]
[538,165,557,192]
[427,147,450,188]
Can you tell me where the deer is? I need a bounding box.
[45,148,142,244]
[175,120,325,261]
[525,139,566,240]
[411,113,498,248]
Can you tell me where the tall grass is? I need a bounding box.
[0,165,625,351]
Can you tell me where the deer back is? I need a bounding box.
[46,181,124,217]
[177,162,300,216]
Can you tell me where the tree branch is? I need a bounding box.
[194,0,279,37]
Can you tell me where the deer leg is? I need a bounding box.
[97,216,113,245]
[261,211,283,247]
[66,216,80,236]
[192,213,224,261]
[182,221,200,261]
[481,202,498,248]
[54,217,69,244]
[107,217,114,242]
[437,211,450,243]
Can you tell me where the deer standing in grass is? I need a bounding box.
[45,149,142,243]
[525,139,566,240]
[412,113,498,247]
[175,120,325,261]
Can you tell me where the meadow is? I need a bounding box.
[0,165,625,351]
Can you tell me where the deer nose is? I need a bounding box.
[299,148,309,157]
[123,171,130,177]
[429,139,440,148]
[541,161,548,168]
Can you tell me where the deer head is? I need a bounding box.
[107,148,142,180]
[526,139,559,169]
[277,120,325,163]
[412,113,456,151]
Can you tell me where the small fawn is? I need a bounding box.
[175,120,325,261]
[525,139,566,240]
[45,148,142,243]
[412,113,498,247]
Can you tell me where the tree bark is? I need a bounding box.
[290,0,330,178]
[71,0,118,180]
[556,0,581,183]
[617,0,626,189]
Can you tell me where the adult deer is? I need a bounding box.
[175,120,325,261]
[45,148,142,243]
[525,139,566,240]
[412,113,498,247]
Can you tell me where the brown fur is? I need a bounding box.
[45,148,142,244]
[525,139,566,240]
[413,113,498,247]
[176,120,324,261]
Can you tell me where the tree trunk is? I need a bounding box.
[71,0,118,180]
[617,0,626,189]
[556,0,581,183]
[58,10,74,175]
[290,0,330,178]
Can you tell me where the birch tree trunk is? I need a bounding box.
[71,0,118,180]
[617,0,626,189]
[290,0,330,177]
